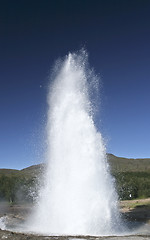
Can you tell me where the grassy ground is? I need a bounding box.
[120,198,150,222]
[120,198,150,210]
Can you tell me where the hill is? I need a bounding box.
[1,153,150,177]
[107,154,150,173]
[0,164,44,178]
[0,154,150,202]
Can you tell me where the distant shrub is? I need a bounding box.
[113,172,150,200]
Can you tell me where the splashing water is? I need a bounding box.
[29,50,122,235]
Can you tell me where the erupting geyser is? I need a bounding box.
[29,50,122,235]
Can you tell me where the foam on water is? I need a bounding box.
[28,50,122,235]
[0,216,7,230]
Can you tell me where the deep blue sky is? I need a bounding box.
[1,0,150,169]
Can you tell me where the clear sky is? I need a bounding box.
[1,0,150,169]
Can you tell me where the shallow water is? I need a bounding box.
[1,213,150,240]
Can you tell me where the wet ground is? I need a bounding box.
[0,230,150,240]
[0,201,150,240]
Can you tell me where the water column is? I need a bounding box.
[29,50,121,235]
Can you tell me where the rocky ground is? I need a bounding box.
[0,199,150,240]
[0,231,150,240]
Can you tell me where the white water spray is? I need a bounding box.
[29,51,122,235]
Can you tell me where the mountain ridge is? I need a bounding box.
[0,153,150,177]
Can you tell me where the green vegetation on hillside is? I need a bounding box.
[113,172,150,200]
[0,164,43,203]
[107,154,150,200]
[0,154,150,203]
[107,154,150,172]
[0,174,37,203]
